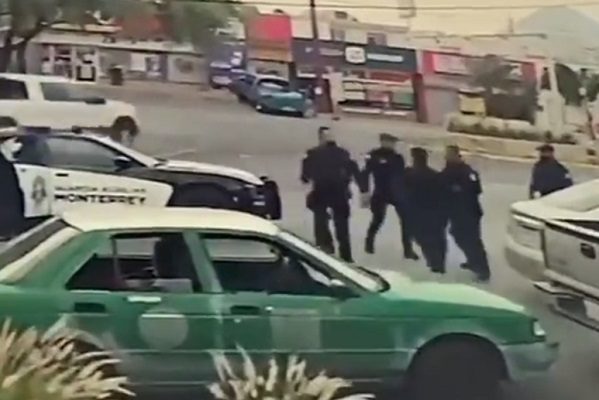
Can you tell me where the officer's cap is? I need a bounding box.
[537,143,555,152]
[379,133,399,142]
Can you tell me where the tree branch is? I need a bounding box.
[11,20,48,48]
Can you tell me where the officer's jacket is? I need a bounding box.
[361,147,406,195]
[441,162,483,218]
[301,142,360,194]
[529,159,573,198]
[0,152,24,236]
[405,165,447,223]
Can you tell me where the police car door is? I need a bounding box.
[0,136,53,218]
[43,136,173,213]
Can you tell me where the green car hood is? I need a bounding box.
[376,269,528,316]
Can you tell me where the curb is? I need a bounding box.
[397,133,599,170]
[339,106,418,121]
[445,132,599,167]
[93,82,237,105]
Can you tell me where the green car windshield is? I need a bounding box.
[279,230,383,292]
[259,80,289,94]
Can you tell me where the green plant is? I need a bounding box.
[208,347,374,400]
[0,319,132,400]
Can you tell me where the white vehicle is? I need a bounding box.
[0,73,138,141]
[534,217,599,332]
[505,179,599,280]
[0,130,281,224]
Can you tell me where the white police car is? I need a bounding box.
[0,130,281,223]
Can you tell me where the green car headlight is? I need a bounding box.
[532,320,546,338]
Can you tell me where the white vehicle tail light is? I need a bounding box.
[508,213,543,250]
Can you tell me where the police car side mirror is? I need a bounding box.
[114,156,133,170]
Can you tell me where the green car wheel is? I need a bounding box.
[408,339,504,400]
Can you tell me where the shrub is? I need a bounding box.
[558,133,578,144]
[208,346,374,400]
[0,318,132,400]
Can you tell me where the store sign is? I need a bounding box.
[367,53,404,63]
[431,53,470,75]
[320,47,343,57]
[345,46,366,64]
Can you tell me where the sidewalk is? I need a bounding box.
[94,80,236,105]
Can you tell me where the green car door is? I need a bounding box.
[50,229,225,391]
[197,231,396,381]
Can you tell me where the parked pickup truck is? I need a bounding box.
[535,217,599,331]
[0,73,138,143]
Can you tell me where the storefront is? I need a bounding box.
[38,44,100,82]
[207,42,246,88]
[292,39,345,112]
[245,13,293,79]
[339,44,417,116]
[292,39,419,116]
[420,51,537,125]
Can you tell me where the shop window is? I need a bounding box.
[367,32,387,46]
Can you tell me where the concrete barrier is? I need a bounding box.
[446,132,599,165]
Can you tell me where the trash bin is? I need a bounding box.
[108,65,124,86]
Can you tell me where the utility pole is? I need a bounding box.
[309,0,326,111]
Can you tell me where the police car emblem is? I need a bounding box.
[31,176,47,205]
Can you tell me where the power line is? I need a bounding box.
[184,0,599,11]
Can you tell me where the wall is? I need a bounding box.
[167,53,205,84]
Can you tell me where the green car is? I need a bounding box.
[0,207,556,400]
[250,76,315,118]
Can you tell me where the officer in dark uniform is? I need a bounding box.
[361,133,417,259]
[529,144,573,199]
[301,127,360,263]
[441,145,490,282]
[405,147,448,273]
[0,124,25,239]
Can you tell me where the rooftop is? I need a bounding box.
[62,207,279,235]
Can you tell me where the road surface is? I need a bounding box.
[130,94,599,400]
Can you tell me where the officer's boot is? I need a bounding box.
[365,236,375,254]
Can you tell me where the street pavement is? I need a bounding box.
[130,94,599,400]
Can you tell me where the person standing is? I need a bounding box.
[361,133,418,259]
[529,144,573,199]
[441,145,490,282]
[0,124,25,239]
[301,127,360,263]
[405,147,448,274]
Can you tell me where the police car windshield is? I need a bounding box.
[279,231,382,292]
[101,138,159,167]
